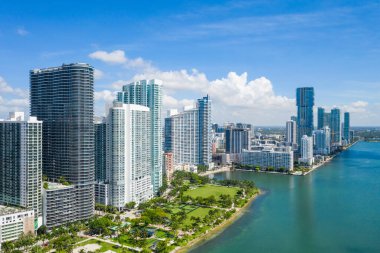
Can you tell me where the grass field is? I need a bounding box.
[184,207,212,225]
[75,239,132,253]
[183,184,239,200]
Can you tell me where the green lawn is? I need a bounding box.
[184,207,212,225]
[75,238,132,252]
[183,184,239,200]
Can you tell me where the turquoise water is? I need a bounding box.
[191,142,380,253]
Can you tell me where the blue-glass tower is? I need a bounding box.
[296,87,315,144]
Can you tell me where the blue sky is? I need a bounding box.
[1,0,380,125]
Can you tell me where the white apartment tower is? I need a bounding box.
[107,102,153,209]
[286,120,297,145]
[299,135,314,165]
[0,112,43,227]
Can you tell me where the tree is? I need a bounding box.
[125,201,136,210]
[156,240,169,253]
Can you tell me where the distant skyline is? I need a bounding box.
[1,0,380,126]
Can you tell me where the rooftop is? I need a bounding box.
[0,205,31,216]
[45,182,74,190]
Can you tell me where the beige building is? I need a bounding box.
[0,206,35,251]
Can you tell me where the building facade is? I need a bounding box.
[225,125,251,154]
[42,183,76,228]
[107,102,153,208]
[313,126,331,155]
[0,112,42,228]
[240,147,294,171]
[299,135,314,165]
[285,120,297,145]
[343,112,350,144]
[317,107,325,130]
[0,206,34,250]
[164,96,212,167]
[117,79,162,194]
[95,118,107,182]
[30,63,95,224]
[330,108,341,145]
[296,87,315,144]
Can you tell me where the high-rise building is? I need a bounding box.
[343,112,350,144]
[323,112,331,129]
[313,126,331,155]
[164,96,212,167]
[225,125,251,154]
[291,116,297,122]
[299,135,314,165]
[330,108,341,145]
[107,102,153,208]
[317,107,325,129]
[285,120,297,145]
[296,87,315,144]
[95,118,107,182]
[0,112,43,227]
[30,63,94,225]
[117,79,162,194]
[197,95,212,165]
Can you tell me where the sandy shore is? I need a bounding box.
[171,190,261,253]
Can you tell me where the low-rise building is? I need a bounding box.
[42,183,77,228]
[240,147,294,171]
[0,206,34,251]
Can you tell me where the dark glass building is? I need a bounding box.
[317,107,325,130]
[296,87,315,144]
[225,125,250,154]
[30,63,94,225]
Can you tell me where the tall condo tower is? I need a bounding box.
[30,63,94,224]
[107,102,153,208]
[0,112,43,227]
[296,87,315,144]
[317,107,325,129]
[165,96,212,167]
[117,79,163,194]
[285,120,297,145]
[343,112,350,144]
[330,108,341,145]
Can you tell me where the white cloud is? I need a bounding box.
[89,50,127,64]
[0,76,14,93]
[95,90,116,103]
[133,69,208,92]
[131,70,295,124]
[89,50,154,71]
[16,27,29,36]
[94,69,104,80]
[0,76,29,117]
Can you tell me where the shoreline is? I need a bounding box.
[171,191,261,253]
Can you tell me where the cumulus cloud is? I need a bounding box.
[89,50,154,71]
[94,69,104,80]
[0,76,29,117]
[89,50,127,64]
[133,69,208,92]
[130,69,294,124]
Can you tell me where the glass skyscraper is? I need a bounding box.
[296,87,315,144]
[30,63,94,224]
[117,79,163,194]
[317,107,325,130]
[343,112,350,144]
[330,108,341,145]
